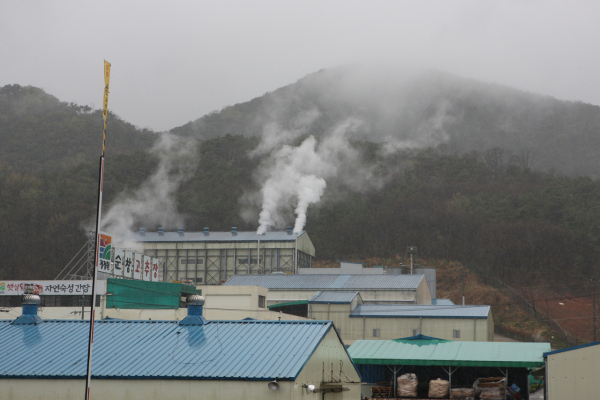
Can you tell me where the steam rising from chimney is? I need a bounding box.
[99,132,198,241]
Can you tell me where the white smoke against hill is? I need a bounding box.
[99,132,198,242]
[250,118,382,234]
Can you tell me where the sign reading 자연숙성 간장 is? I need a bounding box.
[0,280,106,295]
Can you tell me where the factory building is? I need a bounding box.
[223,273,433,305]
[0,294,361,400]
[544,340,600,400]
[115,227,316,285]
[304,291,492,344]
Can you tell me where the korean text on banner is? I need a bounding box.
[133,252,143,280]
[151,258,160,282]
[123,250,134,278]
[143,255,152,281]
[113,248,124,277]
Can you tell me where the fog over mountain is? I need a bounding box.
[173,65,600,178]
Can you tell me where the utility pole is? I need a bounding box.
[593,278,596,342]
[407,246,417,274]
[462,270,465,306]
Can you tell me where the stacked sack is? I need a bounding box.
[429,378,450,398]
[397,373,418,397]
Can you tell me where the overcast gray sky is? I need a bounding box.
[2,1,598,132]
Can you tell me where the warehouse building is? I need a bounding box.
[223,274,432,305]
[115,227,315,285]
[307,292,493,343]
[349,335,550,399]
[544,340,600,400]
[0,294,361,400]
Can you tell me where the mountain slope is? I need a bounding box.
[172,66,600,178]
[0,84,156,172]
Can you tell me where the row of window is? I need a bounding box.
[371,329,461,338]
[180,257,267,265]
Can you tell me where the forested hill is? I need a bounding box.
[0,84,156,172]
[172,66,600,178]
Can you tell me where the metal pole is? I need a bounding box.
[85,59,110,400]
[593,278,596,342]
[410,253,413,274]
[84,155,105,400]
[462,270,465,305]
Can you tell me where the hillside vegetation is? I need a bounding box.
[173,66,600,178]
[1,69,600,343]
[0,84,155,172]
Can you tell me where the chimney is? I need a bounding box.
[139,227,146,236]
[13,285,43,325]
[158,227,164,236]
[178,228,184,237]
[286,226,293,235]
[203,227,209,236]
[179,294,207,325]
[231,227,238,236]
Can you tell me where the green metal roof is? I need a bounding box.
[348,337,551,368]
[267,299,309,309]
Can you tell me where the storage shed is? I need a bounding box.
[0,296,360,400]
[116,228,315,285]
[544,340,600,400]
[349,335,550,399]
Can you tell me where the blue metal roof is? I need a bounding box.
[431,299,455,306]
[349,305,490,319]
[544,340,600,357]
[118,230,306,243]
[0,319,340,380]
[224,274,425,290]
[309,291,360,304]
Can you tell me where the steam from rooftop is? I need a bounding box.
[98,132,198,241]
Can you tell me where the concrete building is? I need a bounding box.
[298,261,385,275]
[306,291,493,344]
[115,227,315,285]
[544,341,600,400]
[223,274,432,305]
[0,280,305,322]
[0,295,361,400]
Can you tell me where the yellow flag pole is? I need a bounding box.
[85,60,111,400]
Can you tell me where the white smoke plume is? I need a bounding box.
[253,119,376,234]
[99,132,198,242]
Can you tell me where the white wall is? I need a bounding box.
[547,343,600,400]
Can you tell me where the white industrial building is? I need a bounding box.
[115,227,315,285]
[544,340,600,400]
[0,294,361,400]
[223,273,433,305]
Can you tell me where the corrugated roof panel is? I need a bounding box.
[0,319,333,380]
[309,291,359,304]
[118,231,305,243]
[349,305,490,319]
[224,274,424,290]
[431,299,455,306]
[348,339,551,368]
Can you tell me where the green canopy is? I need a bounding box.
[106,278,200,309]
[348,337,550,368]
[267,300,309,309]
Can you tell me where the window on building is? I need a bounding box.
[413,329,420,336]
[373,329,380,338]
[258,295,266,308]
[238,257,263,265]
[453,330,461,338]
[181,258,204,265]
